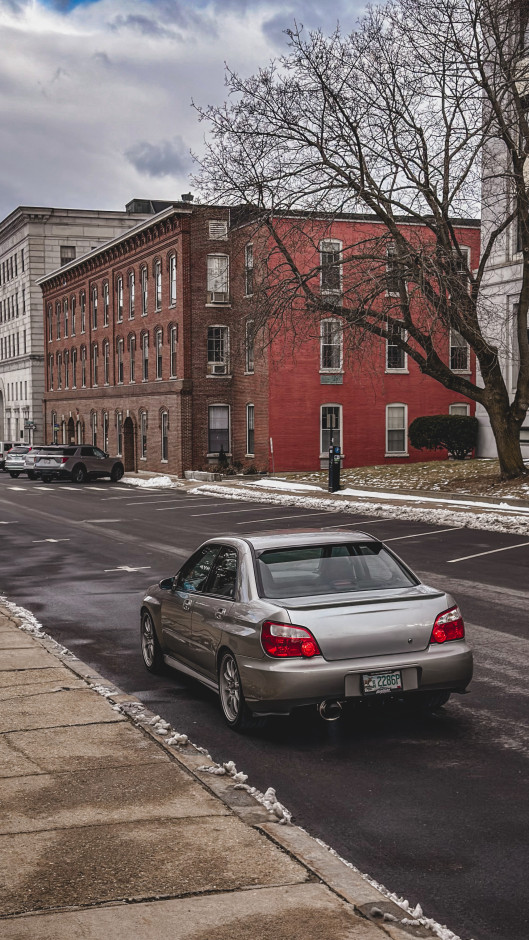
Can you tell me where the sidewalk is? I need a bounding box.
[0,604,435,940]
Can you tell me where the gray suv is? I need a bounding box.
[34,446,125,484]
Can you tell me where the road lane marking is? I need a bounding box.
[154,501,244,511]
[80,519,121,523]
[103,565,152,572]
[191,507,279,516]
[384,526,461,542]
[447,541,529,563]
[7,486,27,491]
[236,512,342,524]
[32,538,71,543]
[0,521,15,524]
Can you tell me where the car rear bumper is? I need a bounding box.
[238,643,473,714]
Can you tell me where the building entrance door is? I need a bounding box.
[67,418,75,444]
[123,417,135,471]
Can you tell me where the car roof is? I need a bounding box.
[222,529,380,551]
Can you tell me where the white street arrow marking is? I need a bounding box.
[104,565,152,573]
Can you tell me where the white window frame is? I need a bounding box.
[245,243,253,297]
[170,325,178,377]
[117,277,123,322]
[386,244,401,295]
[320,239,342,294]
[320,318,343,371]
[129,271,135,319]
[207,254,229,304]
[209,219,228,240]
[155,329,163,379]
[103,282,109,327]
[449,403,470,416]
[91,286,98,330]
[140,411,147,459]
[386,403,408,456]
[386,321,408,372]
[155,260,162,310]
[92,344,98,387]
[161,410,169,461]
[169,254,177,306]
[80,291,86,333]
[141,266,148,316]
[129,335,136,383]
[320,404,342,456]
[117,339,124,385]
[103,340,110,385]
[246,403,255,456]
[207,325,229,375]
[450,329,470,372]
[208,404,230,455]
[245,319,255,373]
[63,298,68,338]
[142,332,149,381]
[71,296,76,336]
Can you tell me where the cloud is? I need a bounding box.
[125,136,193,178]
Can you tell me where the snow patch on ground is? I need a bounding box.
[192,484,529,536]
[122,475,183,489]
[248,478,325,492]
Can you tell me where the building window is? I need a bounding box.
[103,282,109,327]
[56,303,61,340]
[386,321,407,370]
[207,325,229,374]
[142,332,149,381]
[117,277,123,322]
[386,404,407,455]
[57,353,62,389]
[63,299,68,338]
[246,403,255,455]
[450,329,469,371]
[207,254,229,303]
[155,260,162,310]
[116,412,123,456]
[129,272,135,319]
[117,339,124,384]
[80,291,86,333]
[47,306,53,342]
[60,245,76,266]
[170,325,178,377]
[91,412,97,446]
[209,219,228,239]
[127,335,135,383]
[71,296,76,336]
[320,319,342,370]
[321,405,342,454]
[155,329,163,379]
[386,244,400,294]
[64,350,69,388]
[48,355,54,390]
[449,403,470,416]
[320,240,342,293]
[92,344,98,386]
[140,411,147,459]
[169,254,177,306]
[245,320,254,373]
[91,286,98,330]
[245,243,253,296]
[141,266,148,316]
[81,347,87,387]
[103,341,110,385]
[71,348,77,388]
[103,412,109,452]
[208,404,230,454]
[51,411,58,444]
[161,410,169,460]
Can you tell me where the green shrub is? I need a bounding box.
[409,415,478,460]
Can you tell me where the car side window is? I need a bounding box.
[93,448,106,458]
[176,546,220,594]
[206,546,238,598]
[80,447,95,457]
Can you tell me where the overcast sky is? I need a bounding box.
[0,0,362,220]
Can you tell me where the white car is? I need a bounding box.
[5,445,35,479]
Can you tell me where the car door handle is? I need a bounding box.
[215,607,226,620]
[182,598,193,611]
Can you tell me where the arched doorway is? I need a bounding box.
[123,417,135,471]
[67,418,75,444]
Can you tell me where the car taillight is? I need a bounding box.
[261,621,321,658]
[430,606,465,644]
[61,457,69,464]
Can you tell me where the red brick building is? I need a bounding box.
[39,201,479,474]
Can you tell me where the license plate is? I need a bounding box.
[362,670,402,695]
[41,459,51,465]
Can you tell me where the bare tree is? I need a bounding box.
[195,0,529,479]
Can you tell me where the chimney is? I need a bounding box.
[181,193,194,203]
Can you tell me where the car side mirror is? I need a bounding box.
[159,577,175,591]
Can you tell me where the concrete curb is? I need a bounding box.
[3,603,447,940]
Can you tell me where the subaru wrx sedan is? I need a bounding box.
[140,531,473,731]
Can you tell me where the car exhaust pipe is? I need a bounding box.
[318,700,343,721]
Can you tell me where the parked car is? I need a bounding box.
[0,441,16,471]
[140,531,473,731]
[5,445,36,479]
[33,445,125,483]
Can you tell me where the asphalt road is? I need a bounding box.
[1,474,528,940]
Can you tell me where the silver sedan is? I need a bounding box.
[140,531,473,731]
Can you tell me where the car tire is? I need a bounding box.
[71,464,88,484]
[416,690,451,711]
[110,463,124,483]
[41,475,52,484]
[27,471,37,480]
[9,471,20,478]
[218,650,265,732]
[140,609,164,674]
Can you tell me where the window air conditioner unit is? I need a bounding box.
[208,291,228,304]
[208,362,227,375]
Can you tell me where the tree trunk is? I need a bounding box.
[487,403,528,479]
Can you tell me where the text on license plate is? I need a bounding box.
[362,670,402,694]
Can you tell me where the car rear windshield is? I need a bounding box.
[8,447,30,454]
[35,447,76,456]
[256,543,417,598]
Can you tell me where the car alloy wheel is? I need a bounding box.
[71,464,88,484]
[140,610,164,673]
[218,651,264,732]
